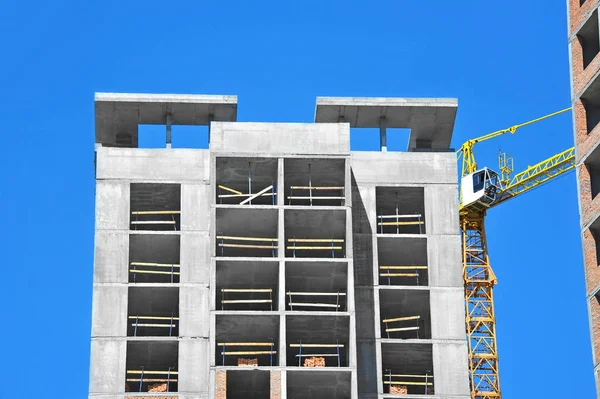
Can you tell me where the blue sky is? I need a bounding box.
[0,1,590,398]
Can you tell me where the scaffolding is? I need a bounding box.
[218,184,276,205]
[217,235,278,257]
[130,210,181,231]
[218,342,277,366]
[379,265,427,286]
[382,315,421,339]
[287,238,344,258]
[221,288,273,310]
[126,368,177,392]
[384,371,433,395]
[286,291,346,311]
[129,262,180,283]
[377,213,424,234]
[287,164,345,206]
[289,342,344,367]
[129,315,178,337]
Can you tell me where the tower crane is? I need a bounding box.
[456,108,575,399]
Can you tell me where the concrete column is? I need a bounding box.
[379,117,387,152]
[166,112,172,149]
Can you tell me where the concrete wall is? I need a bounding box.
[350,151,469,398]
[91,122,468,399]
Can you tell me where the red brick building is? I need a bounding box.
[569,0,600,392]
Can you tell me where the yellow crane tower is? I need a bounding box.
[456,108,575,399]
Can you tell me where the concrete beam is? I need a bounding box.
[315,97,458,151]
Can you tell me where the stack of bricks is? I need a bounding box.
[389,385,408,394]
[216,370,227,399]
[303,356,325,367]
[237,358,258,366]
[270,370,281,399]
[148,383,168,392]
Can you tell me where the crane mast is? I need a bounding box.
[457,109,575,399]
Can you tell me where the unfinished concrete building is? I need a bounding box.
[89,93,470,399]
[569,0,600,393]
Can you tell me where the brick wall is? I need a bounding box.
[590,296,600,365]
[569,0,599,35]
[270,370,281,399]
[583,228,600,295]
[578,164,600,228]
[216,370,227,399]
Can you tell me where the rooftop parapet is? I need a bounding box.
[94,92,238,148]
[314,97,457,151]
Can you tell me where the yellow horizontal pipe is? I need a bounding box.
[222,299,273,303]
[219,243,279,249]
[288,238,344,243]
[222,288,272,293]
[126,378,178,382]
[287,246,343,250]
[221,351,276,355]
[377,221,424,226]
[127,370,179,375]
[217,235,278,242]
[129,269,180,275]
[383,315,421,323]
[217,342,274,346]
[130,323,176,328]
[384,381,432,386]
[289,186,344,190]
[386,326,420,332]
[130,262,180,268]
[128,316,180,320]
[218,185,242,195]
[131,211,181,215]
[218,193,276,198]
[379,273,418,277]
[289,344,344,348]
[379,266,427,270]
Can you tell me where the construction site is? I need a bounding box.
[90,94,468,399]
[88,3,600,399]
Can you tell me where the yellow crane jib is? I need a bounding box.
[458,107,572,213]
[456,107,571,178]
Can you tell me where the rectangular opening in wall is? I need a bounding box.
[585,145,600,200]
[286,315,349,367]
[379,289,431,339]
[378,237,428,287]
[285,262,348,312]
[578,10,600,69]
[350,127,381,151]
[376,186,425,234]
[216,208,279,257]
[287,370,351,399]
[216,157,278,205]
[129,234,180,283]
[126,341,178,393]
[227,370,270,399]
[216,260,279,311]
[127,287,179,337]
[581,74,600,134]
[284,158,346,206]
[172,125,209,148]
[138,124,166,148]
[216,314,279,366]
[130,183,181,231]
[381,342,434,395]
[285,209,346,258]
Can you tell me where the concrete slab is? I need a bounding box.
[92,285,127,337]
[315,97,457,150]
[95,92,237,146]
